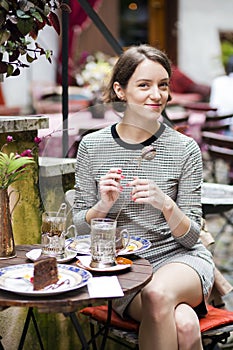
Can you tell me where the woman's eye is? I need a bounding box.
[159,82,169,89]
[138,82,150,88]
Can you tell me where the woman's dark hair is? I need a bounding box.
[103,44,172,103]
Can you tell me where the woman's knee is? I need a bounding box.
[175,305,202,348]
[141,282,174,317]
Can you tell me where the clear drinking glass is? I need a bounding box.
[90,218,117,268]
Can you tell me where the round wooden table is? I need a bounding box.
[0,245,153,350]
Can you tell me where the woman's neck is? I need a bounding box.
[116,120,160,144]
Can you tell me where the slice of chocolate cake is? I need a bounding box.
[33,257,58,290]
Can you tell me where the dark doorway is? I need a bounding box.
[119,0,149,47]
[119,0,178,64]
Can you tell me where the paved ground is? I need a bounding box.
[203,157,233,349]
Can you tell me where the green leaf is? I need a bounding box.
[0,29,10,45]
[7,155,34,173]
[31,11,43,22]
[17,18,34,35]
[26,53,35,63]
[0,152,35,188]
[16,9,31,19]
[0,0,9,12]
[0,152,9,161]
[45,50,52,59]
[6,63,14,76]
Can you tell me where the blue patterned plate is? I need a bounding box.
[117,236,152,255]
[0,263,92,296]
[66,235,151,256]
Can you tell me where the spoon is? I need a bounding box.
[115,145,157,221]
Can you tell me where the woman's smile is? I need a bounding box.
[114,58,170,119]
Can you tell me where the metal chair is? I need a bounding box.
[201,131,233,183]
[79,302,233,350]
[202,112,233,132]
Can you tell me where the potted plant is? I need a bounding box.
[0,0,69,77]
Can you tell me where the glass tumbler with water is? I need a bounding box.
[90,218,117,268]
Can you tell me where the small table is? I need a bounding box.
[0,245,153,350]
[202,182,233,240]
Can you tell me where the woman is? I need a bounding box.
[73,44,215,350]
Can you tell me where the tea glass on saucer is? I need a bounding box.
[90,218,130,269]
[41,211,67,257]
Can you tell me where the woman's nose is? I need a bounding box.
[149,86,161,99]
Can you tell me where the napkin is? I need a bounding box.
[87,276,124,298]
[26,249,42,261]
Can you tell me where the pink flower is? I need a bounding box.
[34,136,42,144]
[6,135,13,142]
[20,149,33,157]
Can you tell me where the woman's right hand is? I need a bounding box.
[86,168,124,222]
[99,168,124,207]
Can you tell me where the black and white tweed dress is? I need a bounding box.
[73,123,215,317]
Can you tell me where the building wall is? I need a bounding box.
[178,0,233,84]
[2,0,233,108]
[2,25,59,109]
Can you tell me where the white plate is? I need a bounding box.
[76,256,133,272]
[66,235,151,256]
[0,264,92,296]
[26,249,77,263]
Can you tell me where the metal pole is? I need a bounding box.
[62,0,69,157]
[77,0,123,56]
[61,0,123,156]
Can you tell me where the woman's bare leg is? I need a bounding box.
[127,263,204,350]
[175,303,203,350]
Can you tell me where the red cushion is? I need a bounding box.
[80,304,233,333]
[79,305,139,332]
[200,304,233,332]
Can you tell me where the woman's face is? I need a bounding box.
[114,59,170,119]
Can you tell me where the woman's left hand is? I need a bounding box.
[129,176,166,211]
